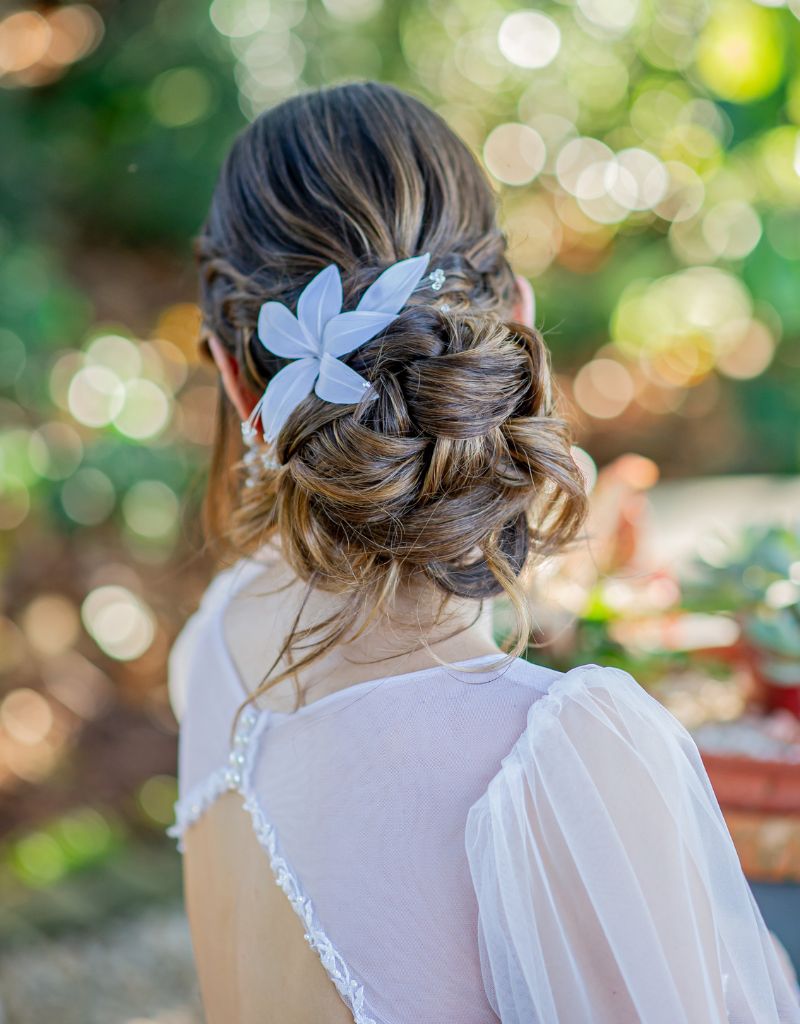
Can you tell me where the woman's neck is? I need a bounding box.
[227,537,505,710]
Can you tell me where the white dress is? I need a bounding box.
[167,556,800,1024]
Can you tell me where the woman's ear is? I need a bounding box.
[207,334,260,422]
[512,273,535,328]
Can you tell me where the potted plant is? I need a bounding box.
[681,523,800,718]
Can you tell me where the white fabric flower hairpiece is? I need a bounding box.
[247,252,441,442]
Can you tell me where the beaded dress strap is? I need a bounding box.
[167,703,266,852]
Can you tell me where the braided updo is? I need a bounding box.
[196,82,588,711]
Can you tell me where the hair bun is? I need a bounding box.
[197,82,588,711]
[267,308,587,604]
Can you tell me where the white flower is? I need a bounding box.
[252,253,432,441]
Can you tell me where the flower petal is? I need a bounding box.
[322,310,396,357]
[355,252,431,315]
[260,357,319,441]
[257,302,318,359]
[297,264,343,342]
[315,351,374,404]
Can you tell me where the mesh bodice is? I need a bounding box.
[167,556,559,1023]
[168,557,800,1024]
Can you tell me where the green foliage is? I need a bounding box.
[683,523,800,685]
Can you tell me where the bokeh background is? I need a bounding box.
[2,0,800,1020]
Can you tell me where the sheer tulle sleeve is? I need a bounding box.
[465,664,800,1024]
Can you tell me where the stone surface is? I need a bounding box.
[0,905,204,1024]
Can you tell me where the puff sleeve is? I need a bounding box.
[465,664,800,1024]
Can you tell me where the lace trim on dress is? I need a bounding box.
[166,766,229,854]
[167,704,378,1024]
[241,791,378,1024]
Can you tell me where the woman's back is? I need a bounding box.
[169,553,560,1023]
[169,553,800,1023]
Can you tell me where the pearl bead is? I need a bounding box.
[429,268,445,291]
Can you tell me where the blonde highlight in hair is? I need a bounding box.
[195,82,589,733]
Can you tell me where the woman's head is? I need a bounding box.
[196,81,588,708]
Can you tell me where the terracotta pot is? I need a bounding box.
[761,682,800,719]
[701,751,800,816]
[693,632,800,720]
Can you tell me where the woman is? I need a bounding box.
[167,81,800,1023]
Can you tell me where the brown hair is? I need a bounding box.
[195,81,588,722]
